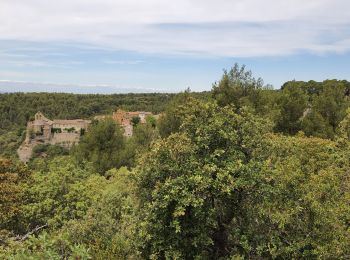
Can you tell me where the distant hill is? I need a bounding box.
[0,80,172,94]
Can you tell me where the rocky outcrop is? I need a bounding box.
[17,143,34,163]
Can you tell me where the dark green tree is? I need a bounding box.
[0,159,31,238]
[131,116,141,126]
[136,101,272,258]
[212,63,268,114]
[312,80,349,135]
[72,119,126,174]
[136,100,350,258]
[301,110,333,138]
[157,90,194,138]
[275,82,308,134]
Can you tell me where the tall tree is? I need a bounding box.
[312,80,349,134]
[275,82,308,134]
[72,119,126,174]
[157,89,194,138]
[212,63,268,114]
[136,101,272,259]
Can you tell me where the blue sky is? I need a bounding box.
[0,0,349,93]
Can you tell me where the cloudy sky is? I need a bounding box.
[0,0,349,93]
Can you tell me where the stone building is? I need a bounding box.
[17,112,91,162]
[112,109,153,137]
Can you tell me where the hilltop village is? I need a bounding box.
[17,110,157,162]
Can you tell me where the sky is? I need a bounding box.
[0,0,349,93]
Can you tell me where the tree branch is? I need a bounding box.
[14,224,48,241]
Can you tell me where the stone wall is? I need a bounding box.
[52,120,90,132]
[112,110,153,137]
[17,112,91,162]
[50,132,80,147]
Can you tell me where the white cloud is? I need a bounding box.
[0,50,85,69]
[0,0,349,56]
[103,60,145,65]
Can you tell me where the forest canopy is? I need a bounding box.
[1,64,350,259]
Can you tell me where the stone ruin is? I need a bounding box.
[95,109,157,137]
[17,112,91,163]
[113,110,153,137]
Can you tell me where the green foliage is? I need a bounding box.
[336,108,350,151]
[72,119,126,174]
[311,81,349,136]
[337,108,350,141]
[146,115,157,128]
[132,123,159,149]
[301,110,333,138]
[275,83,308,134]
[1,167,140,259]
[64,127,76,133]
[119,122,160,169]
[250,134,350,258]
[0,92,174,133]
[135,99,350,258]
[280,79,350,138]
[1,232,91,260]
[136,102,272,258]
[131,116,141,126]
[61,167,139,259]
[0,159,31,237]
[51,128,62,134]
[0,130,25,159]
[157,90,197,138]
[80,128,86,136]
[0,92,177,157]
[73,117,159,172]
[31,144,69,160]
[1,67,350,259]
[22,157,102,229]
[212,63,269,115]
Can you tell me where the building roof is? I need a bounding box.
[33,120,53,126]
[114,110,153,118]
[31,112,91,127]
[53,119,91,125]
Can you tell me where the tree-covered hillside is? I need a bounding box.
[0,91,209,158]
[0,92,172,132]
[1,64,350,259]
